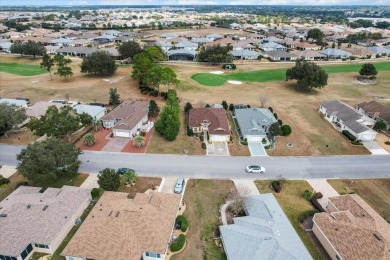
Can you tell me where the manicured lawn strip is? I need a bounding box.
[327,178,390,222]
[0,62,47,76]
[172,179,234,260]
[192,62,390,86]
[255,180,325,260]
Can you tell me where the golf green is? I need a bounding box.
[192,62,390,86]
[0,62,47,76]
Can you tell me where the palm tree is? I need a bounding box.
[92,119,102,132]
[133,135,145,148]
[83,133,96,147]
[121,169,137,185]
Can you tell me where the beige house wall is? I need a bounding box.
[312,221,341,260]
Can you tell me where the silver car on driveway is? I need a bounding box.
[174,178,185,194]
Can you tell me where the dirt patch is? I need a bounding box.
[118,177,162,199]
[0,129,39,145]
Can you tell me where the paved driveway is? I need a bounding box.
[207,142,229,156]
[159,178,178,193]
[362,141,389,155]
[101,137,130,152]
[248,142,267,156]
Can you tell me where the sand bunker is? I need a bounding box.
[103,76,124,84]
[209,71,224,75]
[227,80,242,85]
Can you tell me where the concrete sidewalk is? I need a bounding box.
[80,174,99,189]
[363,141,389,155]
[0,165,17,178]
[307,179,339,210]
[233,179,260,196]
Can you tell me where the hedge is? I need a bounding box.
[176,215,189,232]
[298,209,319,223]
[91,188,100,199]
[342,130,356,142]
[281,125,292,136]
[170,234,186,252]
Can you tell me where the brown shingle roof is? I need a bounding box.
[313,194,390,260]
[188,108,230,135]
[62,191,181,260]
[357,100,390,123]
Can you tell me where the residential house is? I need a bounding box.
[229,49,260,60]
[167,49,196,61]
[160,33,178,39]
[154,40,172,52]
[229,23,242,30]
[320,48,352,59]
[357,100,390,131]
[258,42,287,52]
[261,50,298,61]
[294,41,321,51]
[313,194,390,260]
[25,101,65,118]
[340,47,376,59]
[234,108,277,143]
[0,186,91,260]
[103,30,122,37]
[62,191,181,260]
[74,104,106,120]
[319,100,377,141]
[0,98,29,108]
[0,41,12,53]
[47,38,72,46]
[261,36,284,43]
[188,108,231,142]
[101,100,149,138]
[220,194,313,260]
[174,41,198,51]
[191,37,214,45]
[55,46,98,57]
[295,50,326,60]
[205,33,223,41]
[367,46,390,56]
[356,39,375,47]
[230,41,255,51]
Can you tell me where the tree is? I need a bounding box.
[196,45,233,63]
[121,169,137,185]
[286,60,328,92]
[97,168,120,191]
[28,106,81,141]
[148,100,159,116]
[221,100,228,110]
[83,133,96,146]
[229,103,234,111]
[40,53,55,80]
[145,45,166,63]
[306,28,324,43]
[131,51,154,80]
[184,102,193,113]
[118,41,142,59]
[376,21,390,29]
[133,135,145,148]
[161,67,179,90]
[373,121,386,131]
[281,125,292,136]
[155,90,180,141]
[80,112,93,126]
[359,63,378,79]
[54,54,73,79]
[269,122,282,137]
[10,41,46,58]
[16,137,81,183]
[144,65,163,94]
[0,103,27,137]
[92,118,102,131]
[80,51,117,76]
[109,88,121,106]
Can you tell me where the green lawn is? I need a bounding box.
[192,62,390,86]
[0,62,47,76]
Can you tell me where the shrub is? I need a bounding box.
[199,135,204,142]
[278,119,283,126]
[272,180,283,193]
[187,127,194,137]
[229,103,234,111]
[176,215,189,232]
[385,141,390,145]
[313,192,323,199]
[201,142,206,149]
[170,234,186,252]
[373,121,387,131]
[281,125,292,136]
[351,140,363,145]
[140,131,146,137]
[268,107,273,113]
[221,100,228,110]
[303,190,313,200]
[298,209,319,223]
[273,113,278,119]
[14,181,29,190]
[0,175,10,185]
[342,130,356,142]
[91,188,100,199]
[262,138,267,144]
[241,138,248,145]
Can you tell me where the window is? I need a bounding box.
[145,252,161,258]
[34,243,49,249]
[20,244,33,260]
[0,256,17,260]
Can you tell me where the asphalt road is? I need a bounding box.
[1,144,390,180]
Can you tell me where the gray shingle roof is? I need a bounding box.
[0,186,91,257]
[219,194,312,260]
[320,48,352,58]
[74,104,106,120]
[234,108,277,136]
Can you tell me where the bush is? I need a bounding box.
[91,188,100,199]
[222,63,236,70]
[14,181,29,190]
[385,141,390,145]
[272,180,283,193]
[140,131,146,137]
[262,138,267,144]
[170,234,186,252]
[313,192,323,199]
[201,142,206,149]
[176,215,189,232]
[298,209,319,223]
[281,125,292,136]
[241,138,248,145]
[268,107,273,113]
[278,119,283,126]
[0,175,10,185]
[229,103,234,111]
[273,113,278,119]
[303,190,313,200]
[199,135,204,142]
[373,121,387,131]
[187,127,194,137]
[351,140,363,145]
[342,130,356,142]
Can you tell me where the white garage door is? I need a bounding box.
[114,130,131,138]
[211,135,228,142]
[247,136,262,142]
[358,134,375,141]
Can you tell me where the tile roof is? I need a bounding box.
[188,108,230,135]
[25,101,64,117]
[234,108,277,136]
[313,194,390,260]
[62,191,181,260]
[220,194,312,260]
[357,100,390,123]
[0,186,91,257]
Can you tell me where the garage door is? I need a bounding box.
[114,130,131,138]
[358,134,375,141]
[247,136,262,142]
[211,135,228,142]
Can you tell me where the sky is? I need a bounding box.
[1,0,390,6]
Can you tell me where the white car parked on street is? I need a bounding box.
[246,165,266,173]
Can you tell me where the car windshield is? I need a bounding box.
[250,166,260,169]
[175,183,182,188]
